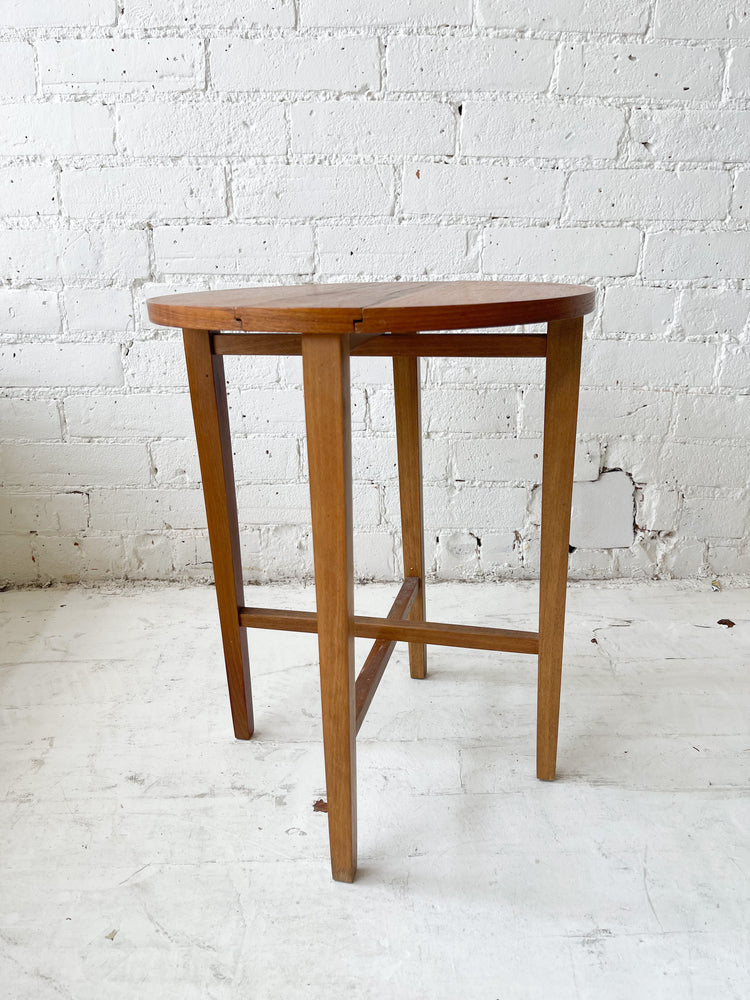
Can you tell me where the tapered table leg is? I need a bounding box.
[537,316,583,780]
[302,333,357,883]
[182,328,253,740]
[393,354,427,679]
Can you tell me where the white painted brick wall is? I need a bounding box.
[1,1,748,587]
[37,39,205,93]
[558,43,722,100]
[0,41,35,95]
[62,166,227,221]
[234,163,395,219]
[211,37,380,92]
[387,37,555,92]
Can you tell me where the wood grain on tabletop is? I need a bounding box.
[147,280,596,334]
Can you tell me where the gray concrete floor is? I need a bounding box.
[1,580,749,999]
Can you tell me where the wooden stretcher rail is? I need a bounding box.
[354,577,419,733]
[238,605,539,655]
[212,333,547,358]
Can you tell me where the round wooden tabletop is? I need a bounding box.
[147,280,595,335]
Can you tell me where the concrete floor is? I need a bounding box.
[1,580,749,999]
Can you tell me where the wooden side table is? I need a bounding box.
[147,280,595,882]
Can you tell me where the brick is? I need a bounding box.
[0,399,61,440]
[0,165,57,218]
[35,534,125,583]
[582,339,715,388]
[477,0,650,31]
[0,42,35,97]
[350,436,396,482]
[62,165,226,220]
[659,443,750,488]
[681,497,746,538]
[435,531,480,577]
[708,543,750,575]
[348,356,394,387]
[152,437,299,486]
[122,338,278,389]
[578,388,673,437]
[636,485,680,532]
[233,163,394,219]
[65,394,193,439]
[0,344,123,388]
[351,436,449,481]
[66,230,150,282]
[354,532,396,580]
[733,171,750,218]
[601,436,661,483]
[643,232,750,280]
[352,483,382,529]
[570,471,634,549]
[121,0,294,27]
[673,395,750,440]
[717,345,750,390]
[423,388,517,434]
[153,224,313,275]
[0,103,114,156]
[728,47,750,97]
[0,230,59,280]
[89,488,206,530]
[122,531,196,581]
[64,288,134,333]
[228,388,351,435]
[678,290,749,339]
[317,224,477,277]
[565,169,730,222]
[300,0,472,25]
[0,443,150,487]
[235,483,311,525]
[659,539,706,578]
[652,0,750,38]
[0,535,36,586]
[211,38,379,92]
[291,102,454,155]
[602,286,675,335]
[255,525,312,580]
[423,484,528,530]
[118,102,286,157]
[629,109,750,163]
[38,40,203,94]
[402,163,564,218]
[0,229,148,283]
[573,442,602,482]
[462,420,598,480]
[0,289,60,335]
[0,0,116,26]
[427,356,545,387]
[483,227,640,278]
[478,532,517,571]
[462,101,625,159]
[558,43,721,100]
[0,492,88,532]
[522,388,673,438]
[368,387,421,432]
[387,37,554,93]
[567,548,615,578]
[223,355,282,389]
[453,438,543,483]
[123,340,192,389]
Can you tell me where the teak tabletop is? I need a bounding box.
[147,279,595,882]
[147,279,595,334]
